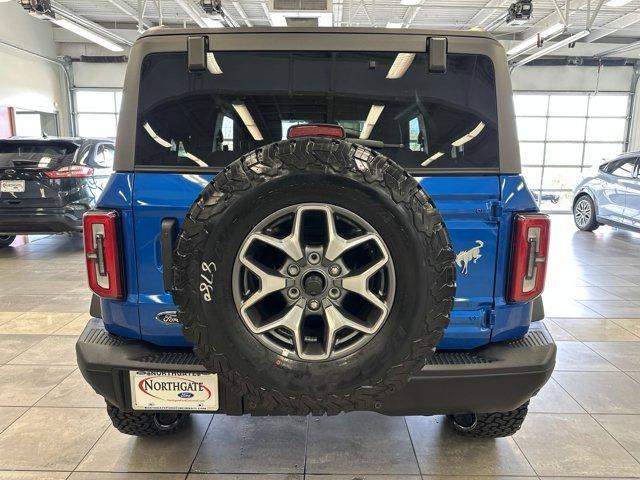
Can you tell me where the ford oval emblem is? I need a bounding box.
[178,392,194,398]
[155,311,180,324]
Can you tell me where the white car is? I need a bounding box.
[572,153,640,232]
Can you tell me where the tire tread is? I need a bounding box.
[449,402,529,438]
[106,404,188,436]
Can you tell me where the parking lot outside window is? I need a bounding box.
[515,92,630,212]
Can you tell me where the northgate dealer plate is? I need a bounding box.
[130,370,219,411]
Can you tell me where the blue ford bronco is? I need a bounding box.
[76,27,556,438]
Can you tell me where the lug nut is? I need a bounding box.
[287,264,300,276]
[329,264,341,276]
[329,287,341,299]
[287,287,300,299]
[308,299,320,310]
[308,252,321,265]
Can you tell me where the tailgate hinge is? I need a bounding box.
[484,309,497,328]
[489,200,503,222]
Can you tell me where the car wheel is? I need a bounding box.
[0,235,16,248]
[172,137,456,415]
[447,402,529,438]
[573,195,599,232]
[106,403,190,436]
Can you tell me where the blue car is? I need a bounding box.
[573,152,640,232]
[76,28,555,439]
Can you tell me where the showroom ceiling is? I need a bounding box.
[51,0,640,40]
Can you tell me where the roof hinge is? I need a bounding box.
[187,35,208,72]
[427,37,447,73]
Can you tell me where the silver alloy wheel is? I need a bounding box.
[574,198,592,228]
[232,203,395,361]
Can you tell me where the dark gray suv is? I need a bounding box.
[0,137,115,247]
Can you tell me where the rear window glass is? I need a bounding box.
[135,51,499,171]
[0,141,78,168]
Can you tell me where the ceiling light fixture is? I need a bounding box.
[513,30,590,67]
[605,0,633,6]
[386,53,416,79]
[143,123,172,148]
[507,22,564,57]
[452,121,485,147]
[386,21,403,28]
[232,103,263,141]
[421,151,444,166]
[51,18,124,52]
[202,17,224,27]
[206,52,223,74]
[360,105,385,140]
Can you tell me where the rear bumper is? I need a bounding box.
[76,318,556,416]
[0,207,84,234]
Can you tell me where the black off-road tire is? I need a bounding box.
[172,137,456,415]
[0,235,16,248]
[448,402,529,438]
[106,404,190,436]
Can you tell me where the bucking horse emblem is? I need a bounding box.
[455,240,484,275]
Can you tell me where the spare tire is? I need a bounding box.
[172,137,456,414]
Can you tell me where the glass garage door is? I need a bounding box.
[515,92,630,212]
[74,90,122,138]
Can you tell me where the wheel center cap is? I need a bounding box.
[302,271,326,296]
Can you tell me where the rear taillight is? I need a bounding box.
[83,210,123,299]
[508,213,550,303]
[45,165,94,178]
[287,124,346,139]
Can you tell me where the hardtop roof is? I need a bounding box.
[139,26,497,42]
[115,25,520,174]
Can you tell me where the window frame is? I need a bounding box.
[92,143,115,169]
[606,157,638,178]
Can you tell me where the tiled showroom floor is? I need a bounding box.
[0,215,639,479]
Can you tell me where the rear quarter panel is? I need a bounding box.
[97,173,140,339]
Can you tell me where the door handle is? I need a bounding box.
[161,218,178,292]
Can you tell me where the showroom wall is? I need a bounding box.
[511,65,634,92]
[55,37,129,89]
[0,2,71,136]
[14,24,636,214]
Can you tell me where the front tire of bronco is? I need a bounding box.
[447,402,529,438]
[106,404,190,436]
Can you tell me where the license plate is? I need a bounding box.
[0,180,25,193]
[129,370,219,411]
